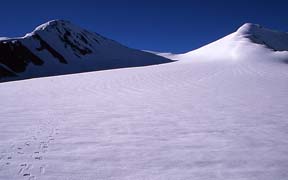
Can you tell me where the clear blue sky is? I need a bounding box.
[0,0,287,53]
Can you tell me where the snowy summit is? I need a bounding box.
[160,23,288,62]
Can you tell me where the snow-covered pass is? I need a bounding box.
[0,22,288,180]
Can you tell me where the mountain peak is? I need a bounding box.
[24,19,81,39]
[236,23,263,35]
[33,19,72,31]
[235,23,288,51]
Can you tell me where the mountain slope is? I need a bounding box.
[237,23,288,51]
[161,23,288,62]
[0,20,172,82]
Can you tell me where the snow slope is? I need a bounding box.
[0,20,172,82]
[0,23,288,180]
[160,23,288,62]
[144,50,179,60]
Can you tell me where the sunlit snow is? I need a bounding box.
[1,23,288,180]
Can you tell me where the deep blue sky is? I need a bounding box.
[0,0,287,53]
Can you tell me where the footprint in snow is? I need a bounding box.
[40,165,46,174]
[34,156,43,160]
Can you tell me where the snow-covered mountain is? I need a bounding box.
[158,23,288,62]
[1,23,288,180]
[0,20,172,82]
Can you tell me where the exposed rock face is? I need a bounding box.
[0,40,43,73]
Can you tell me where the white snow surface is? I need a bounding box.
[1,23,288,180]
[144,50,179,60]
